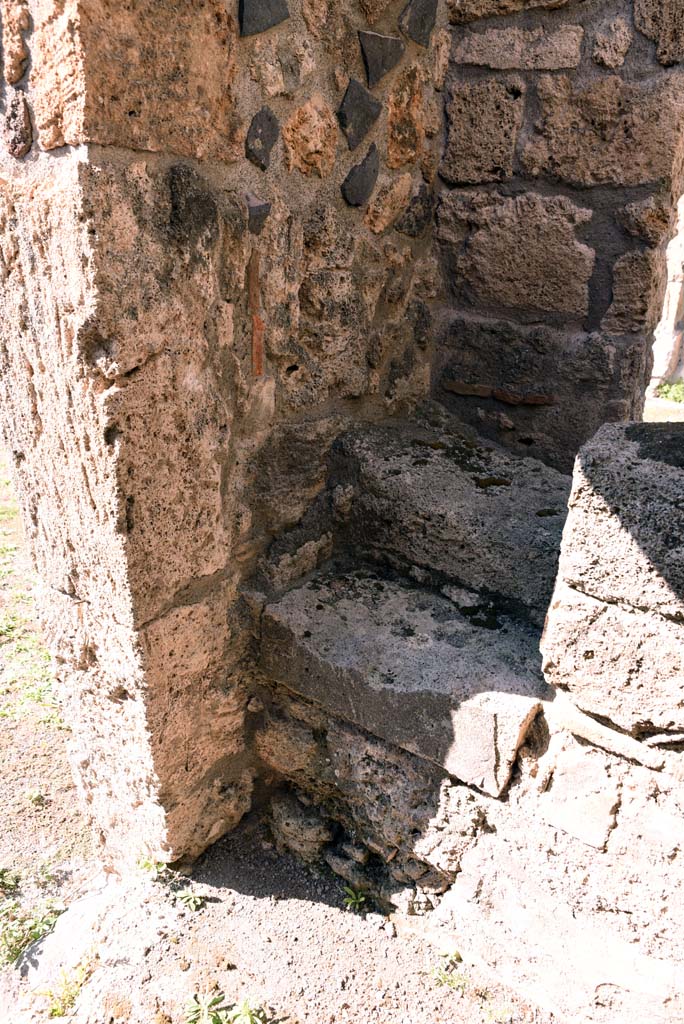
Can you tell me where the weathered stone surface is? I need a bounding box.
[635,0,684,66]
[387,64,425,169]
[438,191,595,318]
[447,0,572,22]
[270,791,334,862]
[337,78,382,151]
[593,16,633,69]
[395,183,435,238]
[399,0,438,48]
[543,581,684,735]
[435,316,651,473]
[239,0,290,36]
[455,26,583,70]
[602,249,664,335]
[333,419,570,625]
[283,95,337,177]
[542,422,684,734]
[246,106,279,170]
[358,0,393,24]
[441,80,525,185]
[1,0,29,83]
[3,88,32,158]
[31,0,240,160]
[246,193,272,234]
[261,571,546,796]
[364,173,413,233]
[522,74,684,188]
[540,742,621,850]
[341,144,380,206]
[620,195,672,247]
[359,31,406,88]
[555,422,684,621]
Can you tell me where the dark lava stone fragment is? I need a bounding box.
[395,183,436,237]
[246,193,272,235]
[246,107,279,170]
[341,144,380,207]
[337,79,382,151]
[359,31,406,88]
[399,0,438,48]
[239,0,289,36]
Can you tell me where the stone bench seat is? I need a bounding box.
[260,569,548,798]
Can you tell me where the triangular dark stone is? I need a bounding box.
[399,0,438,48]
[239,0,289,37]
[338,79,382,151]
[359,31,406,88]
[246,107,279,170]
[341,144,380,207]
[246,193,272,235]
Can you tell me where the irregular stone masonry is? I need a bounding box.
[0,1,683,1000]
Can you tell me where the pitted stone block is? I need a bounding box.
[542,422,684,736]
[261,571,546,796]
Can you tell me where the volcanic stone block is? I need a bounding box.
[441,80,525,185]
[246,193,272,234]
[341,144,380,206]
[454,26,583,70]
[522,74,684,188]
[261,572,546,796]
[239,0,290,36]
[437,191,595,318]
[399,0,438,47]
[333,420,570,626]
[635,0,684,66]
[359,31,406,87]
[542,422,684,735]
[338,79,382,150]
[246,107,279,170]
[4,89,32,158]
[283,96,338,177]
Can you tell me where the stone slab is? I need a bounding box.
[333,420,570,626]
[261,571,546,796]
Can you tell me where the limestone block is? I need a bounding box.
[522,74,684,188]
[261,571,546,796]
[435,316,651,473]
[30,0,239,159]
[454,26,583,70]
[540,741,621,850]
[542,422,684,735]
[282,96,338,177]
[447,0,571,22]
[602,249,666,336]
[556,423,684,620]
[635,0,684,66]
[437,190,595,318]
[440,79,524,185]
[542,581,684,735]
[1,0,30,83]
[387,64,425,170]
[593,16,632,69]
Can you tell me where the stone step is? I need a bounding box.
[331,419,571,627]
[260,569,549,798]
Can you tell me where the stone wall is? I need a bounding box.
[435,0,684,470]
[1,0,684,867]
